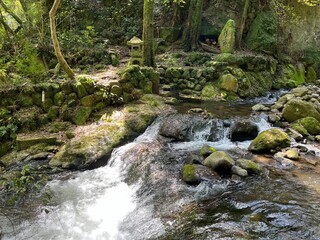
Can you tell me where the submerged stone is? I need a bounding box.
[230,120,259,141]
[236,159,262,174]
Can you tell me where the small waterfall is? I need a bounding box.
[3,121,163,240]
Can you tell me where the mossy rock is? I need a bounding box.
[297,117,320,135]
[249,128,290,153]
[42,98,54,112]
[181,164,199,185]
[200,144,216,158]
[49,121,69,133]
[74,82,88,98]
[236,159,261,174]
[67,93,79,107]
[54,92,65,106]
[202,83,218,99]
[32,93,43,107]
[0,142,11,157]
[282,99,320,122]
[204,151,235,173]
[94,102,106,111]
[77,75,96,94]
[291,123,310,137]
[47,106,60,120]
[80,95,94,107]
[19,95,33,107]
[121,82,134,93]
[245,11,277,53]
[16,135,57,150]
[72,106,92,125]
[306,66,317,83]
[218,19,236,54]
[110,85,123,97]
[218,73,238,92]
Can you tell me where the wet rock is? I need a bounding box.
[236,159,262,174]
[199,144,216,158]
[181,164,200,185]
[287,128,303,141]
[229,120,259,141]
[285,149,299,160]
[252,104,269,111]
[249,128,291,153]
[282,99,320,122]
[268,114,281,124]
[231,165,248,177]
[204,151,235,176]
[50,97,170,169]
[194,165,220,181]
[159,114,207,141]
[185,154,203,165]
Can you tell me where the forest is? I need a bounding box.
[0,0,320,239]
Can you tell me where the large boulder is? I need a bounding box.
[249,128,290,153]
[218,19,236,54]
[204,151,235,175]
[230,120,259,141]
[50,96,170,169]
[282,99,320,122]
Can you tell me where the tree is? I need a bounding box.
[142,0,155,67]
[236,0,250,49]
[182,0,204,51]
[49,0,75,79]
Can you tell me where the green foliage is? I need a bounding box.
[0,164,49,205]
[15,42,46,80]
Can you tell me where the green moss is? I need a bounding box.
[77,75,96,94]
[49,121,69,133]
[306,66,317,83]
[218,19,236,53]
[218,73,238,92]
[80,95,94,107]
[0,142,11,157]
[245,11,277,53]
[236,159,261,174]
[74,82,88,98]
[19,95,33,107]
[54,92,65,106]
[297,117,320,135]
[200,144,216,157]
[291,123,310,137]
[249,128,290,152]
[181,164,198,184]
[47,106,60,120]
[72,106,92,125]
[111,54,120,67]
[202,83,218,99]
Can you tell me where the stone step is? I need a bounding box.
[16,134,58,150]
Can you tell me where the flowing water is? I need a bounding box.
[2,96,320,240]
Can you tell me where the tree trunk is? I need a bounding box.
[142,0,155,67]
[236,0,250,49]
[182,0,204,51]
[49,0,75,79]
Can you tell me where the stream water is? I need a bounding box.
[2,95,320,240]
